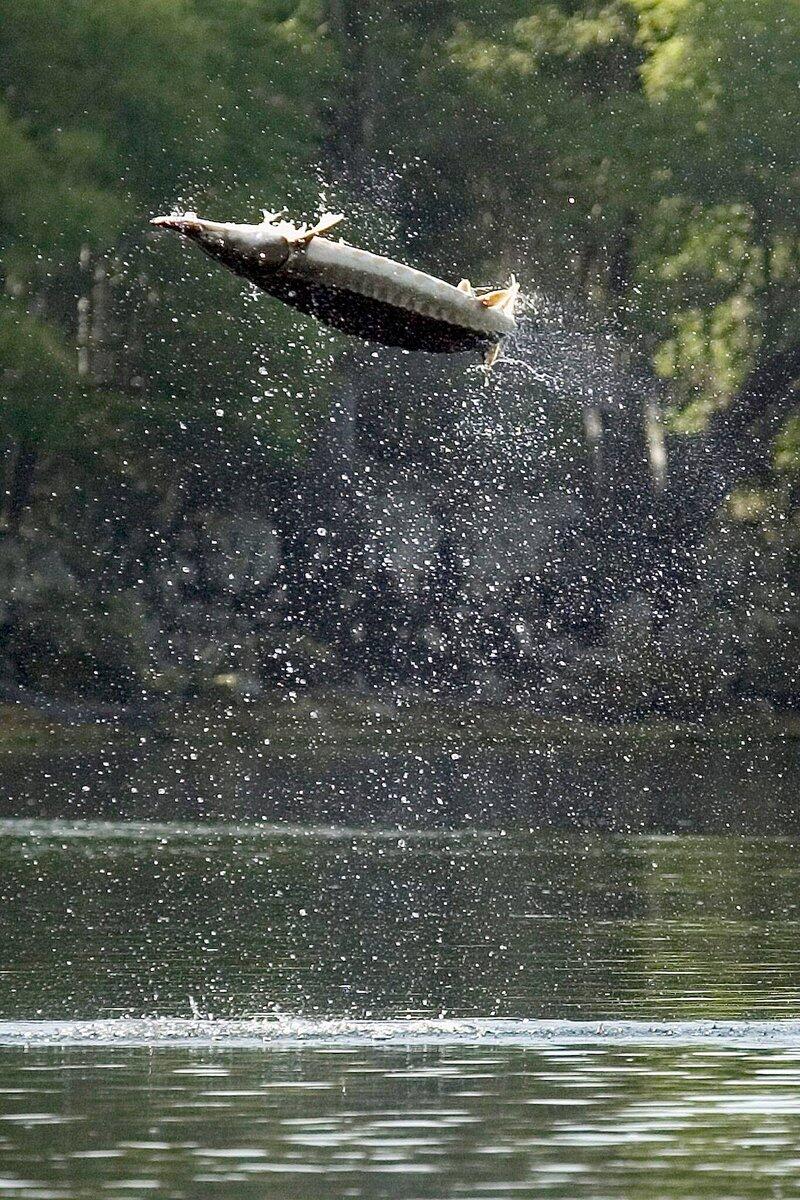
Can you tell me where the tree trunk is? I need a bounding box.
[325,0,379,179]
[0,441,37,534]
[584,340,800,619]
[711,342,800,459]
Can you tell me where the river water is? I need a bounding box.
[0,817,799,1196]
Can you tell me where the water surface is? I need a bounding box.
[1,821,799,1020]
[1,820,800,1198]
[2,1043,800,1198]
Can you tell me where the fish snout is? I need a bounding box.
[150,212,226,241]
[150,213,291,268]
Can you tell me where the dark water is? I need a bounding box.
[2,821,800,1020]
[1,821,800,1196]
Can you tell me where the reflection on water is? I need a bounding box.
[0,821,799,1021]
[1,1043,800,1199]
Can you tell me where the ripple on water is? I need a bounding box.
[2,1042,800,1199]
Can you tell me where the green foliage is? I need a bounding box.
[0,0,330,478]
[434,0,800,425]
[1,0,798,490]
[630,0,800,411]
[775,417,800,475]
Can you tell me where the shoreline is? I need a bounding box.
[2,693,799,761]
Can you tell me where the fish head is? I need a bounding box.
[150,212,292,270]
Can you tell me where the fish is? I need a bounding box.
[151,210,519,367]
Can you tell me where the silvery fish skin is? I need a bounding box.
[151,212,518,363]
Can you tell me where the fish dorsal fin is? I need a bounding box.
[479,275,520,316]
[457,278,474,295]
[259,209,344,246]
[311,211,345,238]
[289,212,345,247]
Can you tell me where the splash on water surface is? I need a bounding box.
[2,1018,800,1048]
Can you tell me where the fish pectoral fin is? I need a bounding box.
[457,278,474,295]
[479,275,520,316]
[291,212,345,246]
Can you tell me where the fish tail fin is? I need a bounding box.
[479,274,519,316]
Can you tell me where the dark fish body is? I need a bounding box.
[223,240,490,354]
[151,211,518,363]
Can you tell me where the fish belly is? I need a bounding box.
[236,262,492,353]
[265,275,491,353]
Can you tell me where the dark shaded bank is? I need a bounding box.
[2,439,799,727]
[2,696,798,832]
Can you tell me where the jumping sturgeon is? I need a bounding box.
[151,210,519,366]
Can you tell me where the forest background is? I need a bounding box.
[1,0,799,731]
